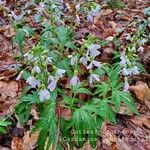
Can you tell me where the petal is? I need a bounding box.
[48,81,57,91]
[93,60,102,68]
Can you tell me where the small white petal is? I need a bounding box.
[56,69,65,78]
[123,80,129,92]
[71,56,78,66]
[80,57,88,66]
[137,46,144,52]
[33,66,41,74]
[93,60,102,68]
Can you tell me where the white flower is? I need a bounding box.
[124,33,131,41]
[68,55,78,65]
[76,15,80,24]
[46,57,53,63]
[70,75,80,86]
[24,53,33,61]
[122,68,130,76]
[89,73,100,84]
[38,3,46,12]
[33,66,41,74]
[39,89,50,101]
[48,76,57,91]
[87,44,101,57]
[80,56,88,66]
[16,74,22,81]
[0,0,5,5]
[87,60,102,69]
[137,46,144,52]
[11,11,24,21]
[75,4,80,11]
[123,79,129,92]
[138,38,148,45]
[131,66,140,75]
[87,15,93,22]
[27,76,40,88]
[56,68,65,78]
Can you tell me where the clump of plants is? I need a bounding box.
[12,1,150,150]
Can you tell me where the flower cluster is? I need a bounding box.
[24,47,65,102]
[69,44,102,86]
[120,51,140,76]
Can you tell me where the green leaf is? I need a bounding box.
[76,88,92,95]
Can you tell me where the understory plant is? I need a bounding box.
[15,33,139,150]
[14,2,149,150]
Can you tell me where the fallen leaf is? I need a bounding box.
[129,81,150,102]
[23,131,39,150]
[11,137,23,150]
[130,115,150,129]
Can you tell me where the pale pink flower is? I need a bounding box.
[33,66,41,74]
[87,60,102,69]
[48,76,57,91]
[137,46,144,52]
[70,75,80,86]
[80,56,88,66]
[27,76,40,88]
[89,73,100,84]
[87,44,101,57]
[56,68,65,78]
[39,89,50,101]
[123,79,129,92]
[68,55,78,65]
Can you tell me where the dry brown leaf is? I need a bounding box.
[129,81,150,102]
[130,115,150,129]
[0,81,18,117]
[101,123,117,146]
[0,147,11,150]
[116,139,133,150]
[0,81,18,100]
[23,131,39,150]
[11,137,24,150]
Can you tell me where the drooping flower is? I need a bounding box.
[80,56,88,66]
[76,15,80,24]
[87,60,102,69]
[39,89,50,101]
[24,53,33,61]
[56,68,65,78]
[131,66,140,75]
[123,78,129,92]
[75,4,80,11]
[137,46,144,52]
[48,76,57,91]
[26,76,40,88]
[124,33,131,41]
[89,73,100,84]
[46,57,53,63]
[70,75,80,86]
[68,55,78,65]
[122,67,130,76]
[33,66,41,74]
[87,44,101,57]
[11,11,24,21]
